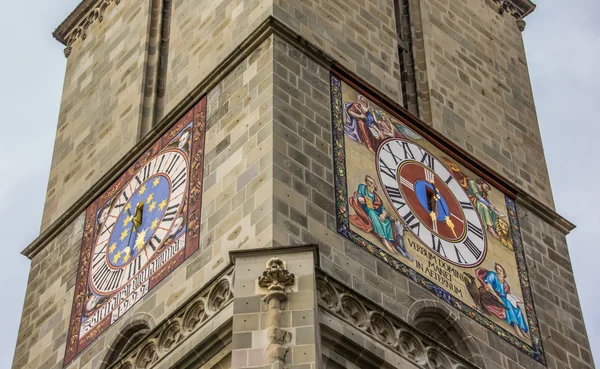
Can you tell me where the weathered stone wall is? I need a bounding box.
[13,214,84,369]
[412,0,554,208]
[164,0,273,115]
[42,0,155,230]
[272,0,403,102]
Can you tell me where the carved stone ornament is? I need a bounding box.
[316,273,478,369]
[490,0,534,31]
[257,258,295,366]
[258,258,296,303]
[107,268,234,369]
[55,0,122,57]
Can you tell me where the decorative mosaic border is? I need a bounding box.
[330,74,545,364]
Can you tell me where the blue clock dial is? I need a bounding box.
[90,150,188,295]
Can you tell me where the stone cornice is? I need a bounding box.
[53,0,121,57]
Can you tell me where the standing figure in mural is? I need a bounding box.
[344,95,381,153]
[472,264,528,340]
[349,175,413,260]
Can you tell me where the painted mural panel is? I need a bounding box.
[331,75,545,363]
[64,98,206,365]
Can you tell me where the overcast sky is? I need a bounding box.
[0,0,597,367]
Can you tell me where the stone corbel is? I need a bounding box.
[490,0,535,32]
[258,258,295,368]
[53,0,122,57]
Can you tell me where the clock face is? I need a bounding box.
[377,138,486,266]
[64,99,206,367]
[90,150,188,295]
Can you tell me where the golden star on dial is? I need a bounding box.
[120,228,129,241]
[148,201,157,212]
[135,229,147,251]
[146,193,154,203]
[138,184,147,195]
[109,242,117,253]
[150,218,159,230]
[158,199,167,211]
[125,203,132,211]
[112,251,122,264]
[152,177,160,187]
[123,215,133,227]
[122,247,131,262]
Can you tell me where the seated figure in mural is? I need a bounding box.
[349,175,413,260]
[476,264,529,340]
[344,95,382,153]
[466,178,504,239]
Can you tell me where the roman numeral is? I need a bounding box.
[142,162,152,181]
[105,269,123,291]
[454,245,466,264]
[460,201,474,210]
[467,221,484,239]
[431,234,446,257]
[420,151,435,170]
[166,155,181,175]
[100,224,112,237]
[92,263,111,287]
[148,235,162,251]
[92,244,107,268]
[127,255,143,280]
[403,212,421,236]
[379,158,396,180]
[402,142,415,160]
[385,186,406,210]
[463,237,482,259]
[445,175,454,184]
[157,154,166,173]
[172,167,187,192]
[382,144,402,165]
[162,204,180,222]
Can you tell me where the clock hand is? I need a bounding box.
[133,201,145,230]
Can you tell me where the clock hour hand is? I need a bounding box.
[133,201,145,230]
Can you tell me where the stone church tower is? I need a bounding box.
[12,0,594,368]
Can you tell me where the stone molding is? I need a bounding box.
[106,267,234,369]
[316,271,479,369]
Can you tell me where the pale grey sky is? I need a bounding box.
[0,0,597,368]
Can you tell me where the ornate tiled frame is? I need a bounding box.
[330,73,546,364]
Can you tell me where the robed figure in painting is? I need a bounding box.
[477,264,529,340]
[344,95,381,153]
[349,175,413,260]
